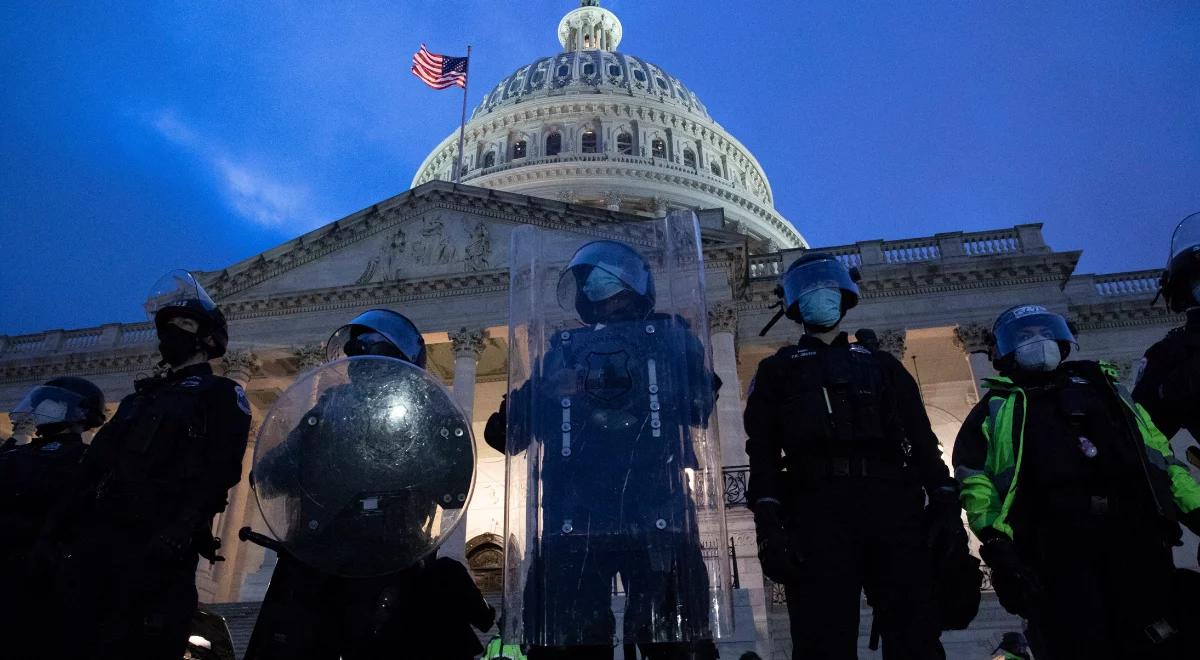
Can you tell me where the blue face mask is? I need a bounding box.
[582,267,627,302]
[797,287,842,329]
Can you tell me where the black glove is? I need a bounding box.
[979,534,1044,618]
[925,485,964,558]
[753,500,804,584]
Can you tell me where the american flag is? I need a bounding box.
[411,44,469,90]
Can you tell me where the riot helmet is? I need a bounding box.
[779,253,861,330]
[326,309,427,368]
[556,240,656,324]
[11,376,106,433]
[1159,211,1200,312]
[145,270,229,362]
[990,305,1078,373]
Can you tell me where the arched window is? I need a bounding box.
[616,132,633,155]
[652,138,666,159]
[483,151,495,168]
[583,62,595,77]
[545,132,562,156]
[512,140,527,159]
[683,149,696,168]
[710,161,722,177]
[581,130,598,154]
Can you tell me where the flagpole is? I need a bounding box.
[454,45,471,184]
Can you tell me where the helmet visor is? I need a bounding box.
[1169,212,1200,260]
[780,259,860,312]
[11,385,89,426]
[144,270,218,320]
[555,241,652,311]
[326,309,426,368]
[993,311,1077,358]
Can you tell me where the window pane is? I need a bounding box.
[683,150,696,168]
[483,152,496,168]
[582,131,597,154]
[617,133,632,155]
[546,133,562,156]
[512,141,527,159]
[710,162,722,177]
[652,139,666,158]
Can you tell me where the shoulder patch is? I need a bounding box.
[179,375,204,388]
[850,345,871,354]
[234,385,252,415]
[791,348,817,359]
[40,441,62,452]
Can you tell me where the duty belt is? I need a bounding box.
[793,456,906,480]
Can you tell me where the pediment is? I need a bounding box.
[201,181,747,304]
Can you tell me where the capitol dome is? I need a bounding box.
[412,1,805,250]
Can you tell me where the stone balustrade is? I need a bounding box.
[1092,270,1161,298]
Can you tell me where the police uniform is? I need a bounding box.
[487,314,718,660]
[0,431,88,658]
[955,359,1200,659]
[743,332,952,659]
[1134,308,1200,441]
[64,363,250,657]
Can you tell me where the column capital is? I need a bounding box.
[708,302,738,336]
[450,327,489,360]
[604,190,622,211]
[875,329,907,361]
[652,196,669,218]
[291,343,326,372]
[953,322,992,354]
[221,349,261,384]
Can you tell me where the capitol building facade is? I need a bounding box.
[1,3,1195,658]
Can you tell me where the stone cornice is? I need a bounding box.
[1069,299,1182,332]
[1,349,159,384]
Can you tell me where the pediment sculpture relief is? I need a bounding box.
[356,214,494,284]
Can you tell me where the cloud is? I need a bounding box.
[150,110,316,229]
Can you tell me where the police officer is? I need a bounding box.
[744,253,957,660]
[44,270,251,658]
[954,304,1200,659]
[486,239,720,660]
[1135,212,1200,446]
[245,308,484,660]
[1,377,106,657]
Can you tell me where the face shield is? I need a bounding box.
[780,258,860,318]
[11,386,90,428]
[1168,212,1200,261]
[555,241,655,311]
[144,270,219,321]
[326,309,427,368]
[991,306,1078,359]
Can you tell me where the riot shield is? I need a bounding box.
[502,211,732,650]
[252,356,474,577]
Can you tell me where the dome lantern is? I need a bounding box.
[558,0,622,52]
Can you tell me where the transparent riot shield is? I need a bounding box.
[252,356,474,577]
[503,211,732,650]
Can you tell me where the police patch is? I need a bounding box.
[40,441,62,452]
[235,385,252,415]
[851,345,871,354]
[180,376,203,388]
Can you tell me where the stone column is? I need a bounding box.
[8,415,36,446]
[954,323,995,399]
[443,327,489,560]
[208,349,261,602]
[708,303,746,468]
[291,342,326,375]
[652,196,669,219]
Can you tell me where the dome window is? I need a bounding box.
[532,70,545,84]
[710,162,722,177]
[557,64,570,77]
[633,69,646,82]
[683,149,696,168]
[546,132,563,156]
[483,151,496,168]
[652,138,666,159]
[581,130,598,154]
[617,132,633,155]
[656,77,668,90]
[512,140,527,159]
[583,63,595,77]
[608,64,621,77]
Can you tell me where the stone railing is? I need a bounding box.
[749,225,1038,281]
[1093,270,1160,298]
[1,322,156,361]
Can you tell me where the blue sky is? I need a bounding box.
[2,1,1198,335]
